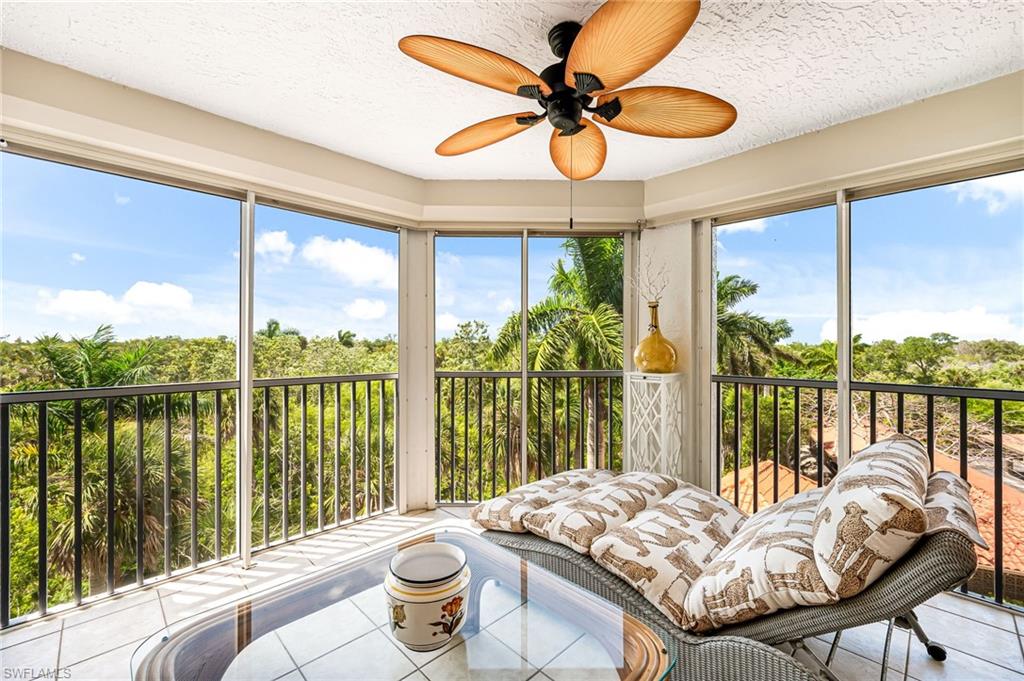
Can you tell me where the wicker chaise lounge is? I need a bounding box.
[483,524,977,681]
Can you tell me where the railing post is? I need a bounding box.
[697,218,717,490]
[0,403,8,627]
[398,227,432,511]
[237,190,255,568]
[520,229,529,485]
[836,188,852,469]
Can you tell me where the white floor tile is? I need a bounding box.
[350,583,389,626]
[826,623,910,673]
[421,629,535,681]
[802,638,886,681]
[0,617,62,650]
[924,592,1019,633]
[275,597,376,666]
[442,507,475,519]
[542,634,620,681]
[485,602,584,669]
[60,599,164,667]
[57,589,158,630]
[0,630,61,680]
[915,603,1024,671]
[477,582,523,628]
[221,632,298,681]
[158,577,248,624]
[60,639,140,681]
[301,629,415,681]
[905,643,1024,681]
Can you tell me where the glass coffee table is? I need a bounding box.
[132,527,673,680]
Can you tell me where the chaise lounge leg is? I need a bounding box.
[879,618,896,681]
[790,639,843,681]
[898,610,947,662]
[826,630,843,666]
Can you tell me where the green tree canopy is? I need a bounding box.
[716,274,794,376]
[491,238,623,371]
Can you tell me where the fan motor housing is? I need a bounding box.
[547,21,582,59]
[547,95,584,134]
[516,20,620,135]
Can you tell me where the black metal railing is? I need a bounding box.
[713,374,1024,609]
[434,370,622,504]
[0,373,397,628]
[251,374,397,549]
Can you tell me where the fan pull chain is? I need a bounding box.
[569,136,574,230]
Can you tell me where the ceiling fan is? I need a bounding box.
[398,0,736,180]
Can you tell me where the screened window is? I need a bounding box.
[253,205,398,377]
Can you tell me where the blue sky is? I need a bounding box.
[0,154,571,344]
[433,235,570,340]
[1,153,399,342]
[3,153,1020,347]
[716,170,1023,344]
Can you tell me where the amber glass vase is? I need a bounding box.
[633,302,677,373]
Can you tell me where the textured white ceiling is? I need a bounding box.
[2,1,1022,181]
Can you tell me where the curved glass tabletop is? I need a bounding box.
[132,527,674,680]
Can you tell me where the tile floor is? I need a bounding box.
[1,505,1021,681]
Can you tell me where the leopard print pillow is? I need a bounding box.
[924,471,988,549]
[682,488,832,633]
[470,469,616,532]
[591,483,747,628]
[812,435,929,599]
[522,472,679,553]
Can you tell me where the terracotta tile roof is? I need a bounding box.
[719,461,819,515]
[721,452,1024,574]
[931,452,1024,573]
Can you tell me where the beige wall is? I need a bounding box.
[3,48,1020,230]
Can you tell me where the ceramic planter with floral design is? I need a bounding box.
[383,543,471,651]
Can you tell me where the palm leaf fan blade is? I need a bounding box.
[436,113,541,156]
[399,35,550,97]
[565,0,701,95]
[595,87,736,138]
[549,120,606,180]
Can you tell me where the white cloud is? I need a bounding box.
[114,193,131,206]
[38,289,133,323]
[254,230,295,264]
[716,218,766,234]
[122,281,193,311]
[436,312,460,333]
[343,298,387,320]
[947,174,1024,215]
[37,281,193,325]
[497,297,516,313]
[69,252,86,264]
[301,236,397,289]
[718,256,756,269]
[820,306,1023,343]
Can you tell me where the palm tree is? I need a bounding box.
[257,318,301,339]
[337,330,356,347]
[798,334,868,378]
[36,325,159,428]
[257,318,307,350]
[716,274,794,376]
[42,423,193,595]
[492,238,623,467]
[28,326,201,593]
